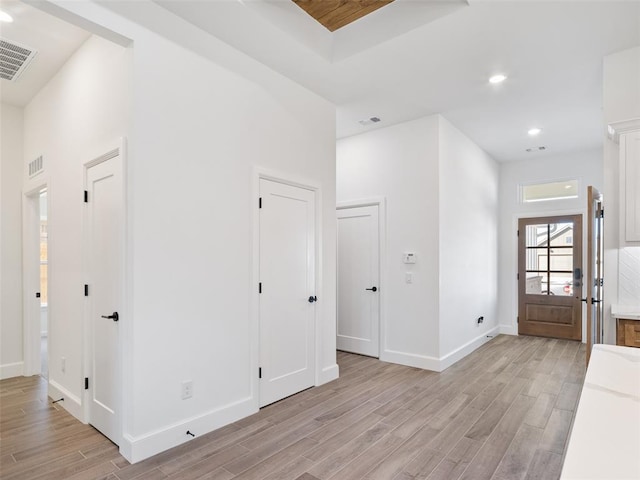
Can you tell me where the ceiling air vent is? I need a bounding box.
[358,116,382,126]
[0,38,38,82]
[29,155,44,178]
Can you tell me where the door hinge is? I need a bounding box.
[259,282,262,294]
[258,368,262,379]
[517,316,519,324]
[84,190,88,203]
[84,377,89,390]
[517,229,519,237]
[84,284,89,296]
[517,273,519,280]
[259,197,262,209]
[599,207,604,219]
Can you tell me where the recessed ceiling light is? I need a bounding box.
[489,74,507,84]
[0,10,14,23]
[528,128,542,136]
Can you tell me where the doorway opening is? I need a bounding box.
[39,189,48,379]
[586,186,604,364]
[23,183,48,377]
[518,214,583,340]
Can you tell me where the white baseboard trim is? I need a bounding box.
[318,363,339,385]
[439,326,501,371]
[0,361,24,379]
[499,324,517,336]
[121,396,256,464]
[380,349,441,372]
[48,379,84,422]
[380,326,501,373]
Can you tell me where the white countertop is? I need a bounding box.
[611,305,640,320]
[561,344,640,479]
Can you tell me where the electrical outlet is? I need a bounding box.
[405,272,413,284]
[61,357,66,373]
[181,380,193,400]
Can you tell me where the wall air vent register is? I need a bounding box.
[29,156,44,178]
[0,38,38,81]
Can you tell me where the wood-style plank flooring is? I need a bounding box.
[0,335,586,480]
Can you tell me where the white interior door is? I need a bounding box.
[259,178,315,407]
[86,152,122,445]
[337,205,380,357]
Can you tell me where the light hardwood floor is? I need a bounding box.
[0,335,586,480]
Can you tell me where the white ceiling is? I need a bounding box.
[3,1,639,162]
[0,0,90,107]
[154,0,640,161]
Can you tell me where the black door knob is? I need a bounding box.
[101,312,119,322]
[308,296,317,303]
[365,287,378,292]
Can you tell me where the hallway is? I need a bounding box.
[0,335,586,480]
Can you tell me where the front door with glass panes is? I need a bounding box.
[518,215,583,340]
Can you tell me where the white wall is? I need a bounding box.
[0,103,24,379]
[337,116,441,366]
[603,45,640,343]
[438,117,499,363]
[34,0,337,462]
[337,115,500,370]
[23,34,129,413]
[497,149,604,338]
[128,27,336,459]
[603,47,640,126]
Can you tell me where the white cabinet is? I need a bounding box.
[610,119,640,245]
[621,129,640,243]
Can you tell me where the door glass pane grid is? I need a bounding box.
[550,222,574,247]
[525,221,574,296]
[526,224,547,247]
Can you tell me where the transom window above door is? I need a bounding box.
[520,179,579,203]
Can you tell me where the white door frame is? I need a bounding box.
[22,180,50,377]
[251,168,322,409]
[82,138,127,443]
[336,198,386,359]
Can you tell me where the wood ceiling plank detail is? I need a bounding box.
[293,0,394,32]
